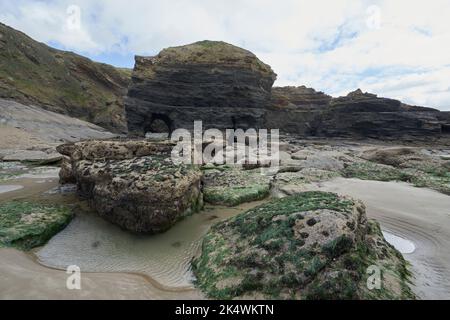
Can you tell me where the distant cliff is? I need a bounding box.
[267,88,448,140]
[0,23,131,133]
[125,40,449,140]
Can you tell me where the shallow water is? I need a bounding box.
[36,201,265,289]
[382,231,416,254]
[0,185,23,194]
[313,178,450,300]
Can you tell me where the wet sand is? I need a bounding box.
[35,201,266,289]
[0,165,264,299]
[0,248,202,300]
[0,185,23,194]
[312,178,450,300]
[1,162,449,299]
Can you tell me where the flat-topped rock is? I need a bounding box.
[60,140,203,233]
[125,41,277,135]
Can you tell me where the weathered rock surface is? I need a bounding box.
[202,165,272,206]
[0,99,116,153]
[60,140,203,233]
[268,89,448,139]
[125,41,276,135]
[193,191,414,300]
[2,150,62,164]
[0,23,131,133]
[347,146,450,194]
[270,86,332,110]
[0,201,73,250]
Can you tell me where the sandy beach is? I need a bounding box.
[0,248,202,300]
[312,178,450,300]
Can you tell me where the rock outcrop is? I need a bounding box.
[193,191,415,300]
[270,86,332,110]
[202,166,272,206]
[268,88,447,139]
[59,140,203,233]
[0,201,73,250]
[125,41,276,135]
[0,23,131,133]
[0,98,117,161]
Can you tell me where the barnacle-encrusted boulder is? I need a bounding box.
[59,140,203,233]
[193,191,414,300]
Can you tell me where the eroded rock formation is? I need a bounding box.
[125,41,276,135]
[58,140,203,233]
[193,191,415,300]
[268,88,448,139]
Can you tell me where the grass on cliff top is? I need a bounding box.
[0,201,73,250]
[155,40,274,75]
[0,23,129,132]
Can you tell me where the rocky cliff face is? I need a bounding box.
[268,88,448,140]
[0,23,131,133]
[270,86,332,110]
[125,41,276,135]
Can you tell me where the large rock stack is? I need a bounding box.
[125,40,449,141]
[125,41,276,135]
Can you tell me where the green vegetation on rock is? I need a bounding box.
[342,162,410,182]
[202,166,271,206]
[0,23,130,132]
[342,160,450,195]
[192,191,414,300]
[0,201,73,250]
[155,40,274,75]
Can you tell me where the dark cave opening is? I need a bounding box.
[143,113,173,136]
[442,124,450,134]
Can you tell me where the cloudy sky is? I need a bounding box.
[1,0,450,110]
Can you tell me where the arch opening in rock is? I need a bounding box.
[442,124,450,134]
[144,113,173,138]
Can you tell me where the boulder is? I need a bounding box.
[125,41,276,135]
[193,191,415,300]
[60,140,203,233]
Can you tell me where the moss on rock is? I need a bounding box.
[342,160,450,195]
[203,166,271,206]
[342,161,410,182]
[192,191,414,300]
[0,201,73,250]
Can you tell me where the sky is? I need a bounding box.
[1,0,450,111]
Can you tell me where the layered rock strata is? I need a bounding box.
[125,41,276,135]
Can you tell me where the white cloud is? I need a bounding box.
[0,0,449,110]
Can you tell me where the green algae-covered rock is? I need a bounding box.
[0,201,73,250]
[193,191,414,300]
[203,166,271,206]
